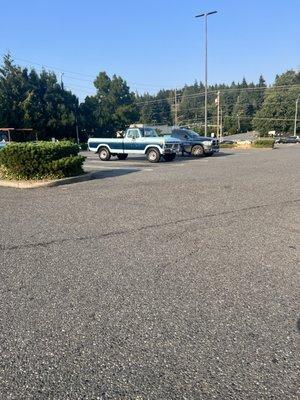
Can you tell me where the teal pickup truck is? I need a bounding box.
[88,125,181,163]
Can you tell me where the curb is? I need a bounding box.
[0,172,95,189]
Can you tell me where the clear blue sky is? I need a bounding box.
[1,0,299,100]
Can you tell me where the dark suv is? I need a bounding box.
[169,128,219,157]
[275,136,300,144]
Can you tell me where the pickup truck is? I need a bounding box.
[169,128,219,156]
[88,125,181,163]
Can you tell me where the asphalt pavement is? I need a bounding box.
[0,146,299,399]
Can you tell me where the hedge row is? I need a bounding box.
[252,139,275,148]
[0,141,85,180]
[220,138,275,149]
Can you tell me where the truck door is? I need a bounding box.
[124,129,141,152]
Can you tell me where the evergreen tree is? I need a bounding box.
[252,70,300,135]
[81,72,139,136]
[0,54,79,140]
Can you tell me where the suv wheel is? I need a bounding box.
[191,145,204,157]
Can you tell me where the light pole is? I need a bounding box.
[294,95,299,136]
[196,11,217,137]
[60,72,64,90]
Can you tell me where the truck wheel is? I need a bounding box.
[117,154,128,160]
[98,147,111,161]
[147,148,161,163]
[191,145,204,157]
[163,154,176,162]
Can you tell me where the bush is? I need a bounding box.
[0,141,85,180]
[220,143,236,149]
[252,138,275,148]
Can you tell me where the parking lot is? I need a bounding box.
[0,146,299,399]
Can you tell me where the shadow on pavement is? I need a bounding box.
[86,153,234,166]
[90,168,141,180]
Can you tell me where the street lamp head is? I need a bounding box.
[195,11,218,18]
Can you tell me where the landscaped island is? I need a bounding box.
[0,141,85,182]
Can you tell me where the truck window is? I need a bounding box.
[127,129,140,139]
[143,128,158,138]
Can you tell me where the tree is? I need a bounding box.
[80,72,139,136]
[0,54,29,128]
[0,54,79,140]
[139,90,172,125]
[252,70,300,135]
[233,90,254,132]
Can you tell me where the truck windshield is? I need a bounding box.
[142,128,158,138]
[187,130,200,139]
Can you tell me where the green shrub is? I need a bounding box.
[252,138,275,148]
[0,141,85,180]
[220,143,236,149]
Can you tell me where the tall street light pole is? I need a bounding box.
[294,95,299,136]
[60,72,64,90]
[196,11,217,137]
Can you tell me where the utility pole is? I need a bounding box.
[237,114,241,133]
[236,94,240,133]
[75,102,80,144]
[75,117,79,144]
[294,95,299,136]
[220,108,223,140]
[196,10,218,137]
[215,90,220,138]
[60,72,64,90]
[174,88,178,126]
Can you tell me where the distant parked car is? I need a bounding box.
[168,128,219,157]
[220,139,235,145]
[275,136,300,144]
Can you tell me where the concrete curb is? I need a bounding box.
[0,172,95,189]
[220,146,275,151]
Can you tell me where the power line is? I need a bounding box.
[135,85,300,106]
[6,55,179,90]
[179,116,298,124]
[6,54,300,95]
[1,53,299,105]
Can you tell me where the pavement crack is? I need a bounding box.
[1,198,299,252]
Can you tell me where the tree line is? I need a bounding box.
[0,54,299,141]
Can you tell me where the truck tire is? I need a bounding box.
[146,148,161,163]
[191,144,204,157]
[117,154,128,160]
[163,154,176,162]
[98,147,111,161]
